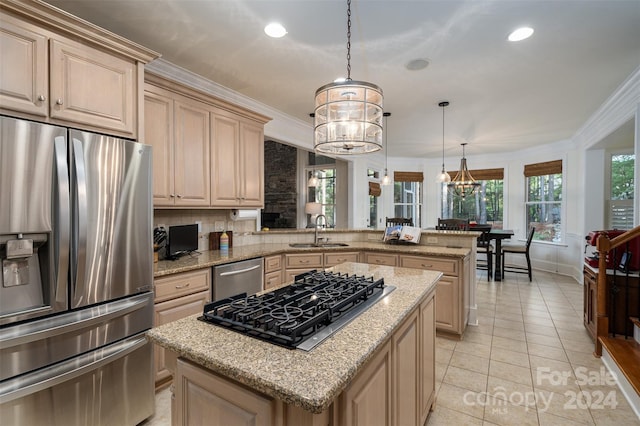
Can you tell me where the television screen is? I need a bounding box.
[167,224,198,259]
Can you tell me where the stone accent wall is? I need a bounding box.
[263,140,298,228]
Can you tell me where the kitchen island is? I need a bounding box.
[147,262,440,425]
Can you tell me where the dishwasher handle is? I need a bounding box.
[218,264,261,277]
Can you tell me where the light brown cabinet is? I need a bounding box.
[144,84,211,207]
[210,110,264,207]
[0,7,154,137]
[168,282,436,426]
[399,254,469,337]
[362,252,398,266]
[154,268,211,387]
[144,73,269,209]
[324,252,359,267]
[264,254,283,290]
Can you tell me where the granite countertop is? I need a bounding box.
[146,262,441,414]
[154,241,470,277]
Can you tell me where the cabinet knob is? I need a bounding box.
[176,194,182,198]
[170,194,176,198]
[55,99,63,105]
[37,95,46,102]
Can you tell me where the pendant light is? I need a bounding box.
[313,0,384,155]
[381,112,391,185]
[447,142,480,198]
[307,171,319,187]
[435,101,451,183]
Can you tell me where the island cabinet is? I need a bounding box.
[282,251,360,283]
[0,3,158,137]
[170,285,436,426]
[154,269,211,388]
[399,254,469,338]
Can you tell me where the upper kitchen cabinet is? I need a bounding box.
[144,73,270,209]
[144,83,210,207]
[210,109,265,208]
[0,0,158,138]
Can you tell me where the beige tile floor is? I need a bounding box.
[141,270,640,426]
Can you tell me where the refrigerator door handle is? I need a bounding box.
[53,136,69,309]
[0,334,148,403]
[71,139,88,302]
[0,293,151,349]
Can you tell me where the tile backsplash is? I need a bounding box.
[153,209,257,251]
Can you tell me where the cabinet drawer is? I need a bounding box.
[154,268,211,303]
[400,256,457,276]
[285,253,323,269]
[324,252,359,267]
[264,270,283,290]
[264,255,282,273]
[363,252,398,266]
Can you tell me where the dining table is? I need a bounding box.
[487,229,515,281]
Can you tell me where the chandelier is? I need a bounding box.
[447,143,480,198]
[313,0,384,155]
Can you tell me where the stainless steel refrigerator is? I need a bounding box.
[0,116,154,425]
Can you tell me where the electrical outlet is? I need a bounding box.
[427,236,438,244]
[214,221,225,231]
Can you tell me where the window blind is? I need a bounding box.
[393,171,424,182]
[368,181,381,197]
[446,168,504,181]
[524,160,562,177]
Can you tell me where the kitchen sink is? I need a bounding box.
[289,242,349,248]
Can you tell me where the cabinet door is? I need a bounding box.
[339,341,391,426]
[210,112,240,206]
[324,252,359,267]
[50,38,136,135]
[285,253,323,269]
[393,309,419,426]
[154,268,211,303]
[239,121,264,207]
[175,358,276,426]
[0,16,48,117]
[420,296,436,424]
[154,290,210,386]
[435,275,459,333]
[264,270,283,290]
[363,252,398,266]
[399,255,457,275]
[174,98,210,206]
[144,89,174,205]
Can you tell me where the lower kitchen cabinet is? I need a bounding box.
[362,252,398,266]
[154,268,211,387]
[324,252,359,267]
[264,254,283,290]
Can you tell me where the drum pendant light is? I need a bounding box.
[435,101,451,183]
[313,0,384,155]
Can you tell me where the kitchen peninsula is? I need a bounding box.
[147,262,440,426]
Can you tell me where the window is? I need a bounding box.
[442,168,504,228]
[608,153,635,230]
[368,169,381,229]
[393,172,423,227]
[525,160,562,243]
[307,168,336,227]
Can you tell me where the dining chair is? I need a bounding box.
[501,226,535,281]
[474,225,493,281]
[436,218,469,230]
[386,217,413,227]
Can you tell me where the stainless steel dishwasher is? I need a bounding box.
[212,257,264,301]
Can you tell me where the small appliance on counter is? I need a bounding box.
[166,224,199,260]
[585,229,640,271]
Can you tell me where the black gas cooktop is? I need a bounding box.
[198,270,395,351]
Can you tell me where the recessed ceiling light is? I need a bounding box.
[508,27,534,42]
[405,58,430,71]
[264,22,287,38]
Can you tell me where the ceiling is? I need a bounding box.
[46,0,640,158]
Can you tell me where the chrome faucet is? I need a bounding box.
[314,214,327,246]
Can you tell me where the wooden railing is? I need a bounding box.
[595,225,640,356]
